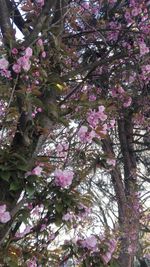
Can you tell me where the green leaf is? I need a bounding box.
[12,153,27,164]
[55,203,63,213]
[26,185,35,197]
[0,171,11,181]
[110,260,119,267]
[10,181,21,191]
[17,164,28,171]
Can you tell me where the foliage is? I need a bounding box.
[0,0,150,266]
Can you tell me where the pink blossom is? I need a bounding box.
[31,166,43,176]
[54,169,74,188]
[31,205,44,216]
[89,94,96,101]
[117,86,125,94]
[87,110,99,128]
[37,107,42,112]
[0,204,11,223]
[36,0,44,7]
[62,213,74,222]
[97,106,107,121]
[87,106,107,128]
[0,205,7,214]
[26,258,37,267]
[41,51,46,58]
[40,224,46,232]
[12,64,21,73]
[16,225,31,238]
[139,42,149,56]
[123,96,132,107]
[111,88,117,97]
[107,158,116,166]
[101,239,117,264]
[131,7,140,17]
[0,69,11,79]
[78,126,95,143]
[80,236,97,250]
[101,251,112,264]
[17,56,31,72]
[22,60,31,72]
[109,0,117,4]
[78,126,88,141]
[109,119,115,128]
[0,58,9,70]
[37,39,43,47]
[25,47,33,58]
[12,48,18,55]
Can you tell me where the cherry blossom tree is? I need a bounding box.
[0,0,150,266]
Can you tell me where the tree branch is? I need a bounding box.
[0,0,14,45]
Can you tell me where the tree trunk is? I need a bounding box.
[118,114,140,267]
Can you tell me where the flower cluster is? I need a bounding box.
[0,57,11,78]
[79,235,97,250]
[77,125,95,143]
[13,47,33,73]
[101,239,117,264]
[0,204,11,223]
[54,169,74,188]
[87,105,107,128]
[110,86,132,108]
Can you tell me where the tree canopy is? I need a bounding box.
[0,0,150,266]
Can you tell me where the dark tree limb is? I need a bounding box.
[0,0,14,46]
[6,0,31,34]
[23,0,58,47]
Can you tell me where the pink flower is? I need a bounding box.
[15,225,31,238]
[17,56,31,72]
[80,236,97,250]
[123,96,132,107]
[97,106,107,121]
[0,205,6,214]
[40,224,46,232]
[22,60,31,72]
[0,205,11,223]
[139,42,149,56]
[78,126,95,143]
[0,58,9,70]
[101,251,112,264]
[12,48,18,55]
[54,169,74,188]
[37,39,43,47]
[87,106,107,128]
[78,126,88,141]
[131,7,140,17]
[12,64,21,73]
[109,119,115,128]
[89,94,96,101]
[25,47,33,58]
[87,110,99,128]
[107,158,116,166]
[41,51,46,58]
[62,213,74,222]
[36,0,44,7]
[31,166,43,176]
[26,258,37,267]
[37,107,42,112]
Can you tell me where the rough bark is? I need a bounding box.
[102,112,140,267]
[117,113,140,267]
